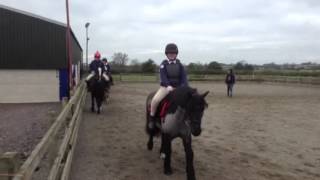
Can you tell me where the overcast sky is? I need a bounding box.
[1,0,320,65]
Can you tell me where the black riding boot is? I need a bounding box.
[148,115,156,129]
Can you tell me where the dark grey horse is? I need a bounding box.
[88,68,109,114]
[145,86,209,180]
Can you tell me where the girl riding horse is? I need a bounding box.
[146,43,209,180]
[86,51,110,113]
[149,43,188,129]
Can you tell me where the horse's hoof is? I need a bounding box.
[187,176,196,180]
[160,153,166,159]
[91,108,95,112]
[147,142,153,150]
[164,168,173,175]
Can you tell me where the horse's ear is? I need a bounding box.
[201,91,209,98]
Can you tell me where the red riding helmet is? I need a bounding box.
[94,51,101,59]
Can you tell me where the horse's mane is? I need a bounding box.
[171,86,196,106]
[166,86,198,114]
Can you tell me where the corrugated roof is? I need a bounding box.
[0,3,66,27]
[0,3,82,51]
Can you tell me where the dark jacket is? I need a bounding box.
[225,73,235,84]
[104,63,111,74]
[159,59,188,87]
[89,60,105,74]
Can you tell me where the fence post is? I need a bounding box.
[0,152,21,180]
[61,97,69,108]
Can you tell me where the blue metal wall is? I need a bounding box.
[59,69,69,100]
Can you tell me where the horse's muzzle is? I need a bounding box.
[192,128,201,136]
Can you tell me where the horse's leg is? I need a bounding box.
[147,116,155,150]
[97,98,102,114]
[91,93,95,112]
[147,133,153,150]
[103,87,108,102]
[162,133,172,175]
[146,112,155,150]
[106,86,110,99]
[160,134,165,158]
[105,87,109,103]
[183,136,196,180]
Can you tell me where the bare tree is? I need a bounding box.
[111,52,129,66]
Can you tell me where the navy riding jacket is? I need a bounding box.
[104,63,111,74]
[225,73,235,84]
[159,59,188,88]
[89,60,105,74]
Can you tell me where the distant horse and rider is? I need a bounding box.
[145,43,209,180]
[85,51,112,114]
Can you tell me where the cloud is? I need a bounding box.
[1,0,320,64]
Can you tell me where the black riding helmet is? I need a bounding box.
[102,58,108,62]
[165,43,178,54]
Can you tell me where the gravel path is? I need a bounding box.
[0,103,61,155]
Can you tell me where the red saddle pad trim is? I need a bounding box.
[160,100,170,118]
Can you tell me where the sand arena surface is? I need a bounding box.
[70,82,320,180]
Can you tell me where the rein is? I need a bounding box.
[180,98,194,128]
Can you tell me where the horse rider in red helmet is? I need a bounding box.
[85,51,110,86]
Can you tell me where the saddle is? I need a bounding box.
[158,99,171,119]
[148,95,172,124]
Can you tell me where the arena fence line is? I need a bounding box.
[7,82,87,180]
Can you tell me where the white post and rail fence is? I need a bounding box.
[113,73,320,85]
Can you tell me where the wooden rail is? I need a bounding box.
[12,82,87,180]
